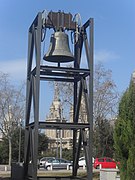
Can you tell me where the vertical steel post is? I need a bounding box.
[32,13,42,180]
[73,25,78,177]
[89,18,94,180]
[82,18,94,180]
[24,24,34,179]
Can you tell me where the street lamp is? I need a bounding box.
[56,129,59,158]
[18,119,22,162]
[59,129,62,159]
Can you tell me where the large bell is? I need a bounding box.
[43,31,74,63]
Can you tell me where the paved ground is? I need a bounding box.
[0,165,99,180]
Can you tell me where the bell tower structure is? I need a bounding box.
[24,11,94,180]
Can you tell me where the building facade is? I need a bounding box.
[45,83,73,151]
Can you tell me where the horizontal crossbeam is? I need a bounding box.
[27,121,90,130]
[29,65,90,82]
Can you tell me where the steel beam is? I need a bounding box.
[88,18,94,180]
[27,121,90,130]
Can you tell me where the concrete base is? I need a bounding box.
[11,163,24,180]
[100,168,119,180]
[38,177,86,180]
[37,177,85,180]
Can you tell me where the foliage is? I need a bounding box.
[114,77,135,180]
[93,118,114,157]
[62,148,73,161]
[38,132,49,156]
[39,148,73,161]
[0,139,9,164]
[0,128,49,164]
[0,127,24,164]
[39,150,56,160]
[12,127,25,162]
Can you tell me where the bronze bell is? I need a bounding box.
[43,31,74,63]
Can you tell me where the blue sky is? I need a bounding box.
[0,0,134,118]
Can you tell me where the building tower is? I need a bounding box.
[45,82,73,151]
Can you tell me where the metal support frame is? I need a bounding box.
[23,11,93,180]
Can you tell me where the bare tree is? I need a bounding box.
[50,62,119,157]
[94,62,119,121]
[51,62,119,121]
[93,62,119,157]
[0,72,25,165]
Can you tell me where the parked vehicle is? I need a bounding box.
[79,157,86,167]
[78,157,95,167]
[94,157,120,169]
[39,157,55,168]
[29,159,40,169]
[44,158,72,170]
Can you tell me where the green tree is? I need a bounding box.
[0,128,49,164]
[94,118,114,157]
[0,139,9,164]
[114,72,135,180]
[38,132,49,157]
[62,148,73,161]
[12,127,25,162]
[0,127,25,164]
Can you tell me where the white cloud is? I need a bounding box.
[78,49,120,68]
[95,49,120,63]
[0,50,119,82]
[0,58,27,81]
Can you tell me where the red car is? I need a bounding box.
[94,157,119,169]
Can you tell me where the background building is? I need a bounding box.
[45,83,73,152]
